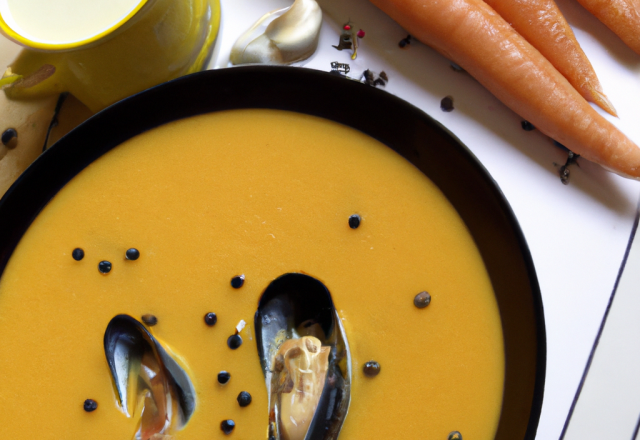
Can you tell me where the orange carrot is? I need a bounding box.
[368,0,640,179]
[575,0,640,55]
[483,0,617,116]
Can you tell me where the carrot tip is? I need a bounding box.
[590,88,618,117]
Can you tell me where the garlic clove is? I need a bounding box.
[230,0,322,65]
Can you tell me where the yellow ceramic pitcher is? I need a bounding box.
[0,0,220,112]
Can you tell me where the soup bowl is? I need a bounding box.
[0,66,545,440]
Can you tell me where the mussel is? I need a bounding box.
[104,315,196,439]
[255,273,351,440]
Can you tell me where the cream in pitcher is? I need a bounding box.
[0,0,220,111]
[1,0,145,45]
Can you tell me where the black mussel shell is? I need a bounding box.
[103,314,196,422]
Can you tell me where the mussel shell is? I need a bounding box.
[255,273,351,440]
[103,314,196,422]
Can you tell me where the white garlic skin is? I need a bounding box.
[230,0,322,65]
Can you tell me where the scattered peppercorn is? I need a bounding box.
[228,334,243,349]
[362,70,388,88]
[398,35,411,48]
[363,361,381,377]
[72,248,84,261]
[440,96,454,112]
[220,419,235,435]
[559,151,580,185]
[414,291,431,308]
[521,120,535,131]
[83,399,98,412]
[98,261,112,274]
[448,431,463,440]
[204,312,218,326]
[141,314,158,326]
[125,248,140,260]
[1,128,17,149]
[362,69,375,86]
[231,275,245,289]
[237,391,252,407]
[348,214,361,229]
[218,371,231,385]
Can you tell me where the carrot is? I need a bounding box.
[483,0,617,116]
[575,0,640,55]
[368,0,640,179]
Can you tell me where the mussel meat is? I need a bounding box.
[255,273,351,440]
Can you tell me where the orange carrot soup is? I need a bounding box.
[0,109,504,439]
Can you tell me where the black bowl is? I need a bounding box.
[0,66,545,439]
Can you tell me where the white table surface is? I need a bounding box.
[2,1,640,438]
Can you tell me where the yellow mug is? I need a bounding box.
[0,0,220,112]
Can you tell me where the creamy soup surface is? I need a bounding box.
[2,0,142,43]
[0,109,504,439]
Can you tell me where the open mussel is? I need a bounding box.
[255,273,351,440]
[104,315,196,439]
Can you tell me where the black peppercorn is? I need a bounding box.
[218,371,231,385]
[72,248,84,261]
[363,361,381,377]
[237,391,252,407]
[1,128,17,149]
[559,151,579,185]
[98,261,112,274]
[227,334,242,349]
[141,314,158,326]
[83,399,98,412]
[204,312,217,326]
[348,214,361,229]
[521,120,535,131]
[414,291,431,308]
[231,275,245,288]
[398,35,411,48]
[440,96,454,112]
[125,248,140,260]
[220,419,235,434]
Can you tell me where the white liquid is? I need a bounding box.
[1,0,143,45]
